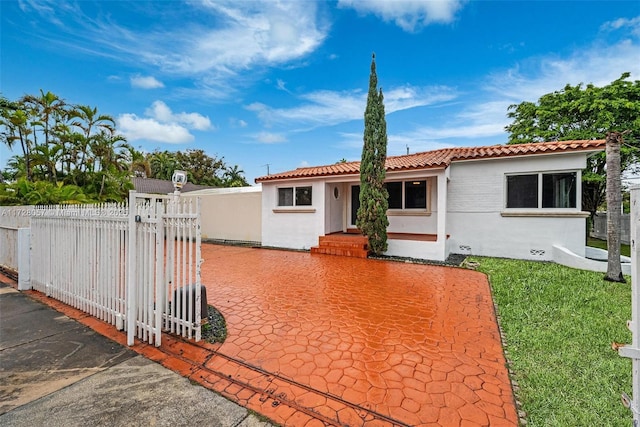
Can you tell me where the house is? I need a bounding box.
[131,176,215,194]
[255,139,606,262]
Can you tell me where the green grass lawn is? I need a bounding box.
[587,236,631,257]
[472,257,632,427]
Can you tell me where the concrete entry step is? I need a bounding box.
[310,246,370,258]
[311,234,370,258]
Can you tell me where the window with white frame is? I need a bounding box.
[386,180,427,210]
[506,172,577,209]
[278,186,312,207]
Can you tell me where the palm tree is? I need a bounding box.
[1,107,33,180]
[127,146,151,178]
[5,155,27,180]
[22,90,66,148]
[605,131,626,283]
[30,143,63,182]
[90,131,128,173]
[69,104,116,173]
[224,165,248,187]
[148,150,182,180]
[22,91,68,181]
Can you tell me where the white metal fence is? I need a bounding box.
[620,185,640,425]
[0,226,31,290]
[29,192,202,346]
[591,212,631,244]
[0,226,19,272]
[0,205,33,287]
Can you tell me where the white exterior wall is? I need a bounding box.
[386,171,449,261]
[386,176,438,234]
[261,180,326,250]
[447,153,589,261]
[386,240,446,261]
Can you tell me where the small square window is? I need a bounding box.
[295,186,312,206]
[506,175,538,208]
[278,187,293,206]
[542,173,576,208]
[405,181,426,209]
[386,182,402,209]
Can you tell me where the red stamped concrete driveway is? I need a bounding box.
[200,244,518,427]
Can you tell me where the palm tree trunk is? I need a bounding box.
[18,128,31,181]
[99,174,106,200]
[605,131,626,282]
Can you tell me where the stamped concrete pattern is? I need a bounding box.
[2,245,518,427]
[199,244,518,426]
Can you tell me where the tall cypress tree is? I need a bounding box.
[356,54,389,255]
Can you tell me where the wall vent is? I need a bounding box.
[530,249,546,257]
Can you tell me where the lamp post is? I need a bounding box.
[171,170,188,195]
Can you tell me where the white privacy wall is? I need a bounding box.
[447,153,589,261]
[261,180,326,250]
[184,187,262,243]
[0,206,33,228]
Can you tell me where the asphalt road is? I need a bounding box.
[0,281,272,427]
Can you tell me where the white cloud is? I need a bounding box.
[145,101,211,131]
[19,0,330,99]
[168,1,328,76]
[118,114,194,144]
[600,16,640,37]
[384,85,457,112]
[130,75,164,89]
[247,84,457,128]
[253,131,287,144]
[118,101,212,143]
[338,130,454,156]
[276,79,288,92]
[484,40,640,103]
[338,0,465,32]
[390,38,640,147]
[229,118,248,128]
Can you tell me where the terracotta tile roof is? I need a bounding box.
[255,139,605,182]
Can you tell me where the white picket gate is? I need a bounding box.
[29,191,202,347]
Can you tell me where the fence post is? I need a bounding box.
[127,190,137,346]
[195,196,202,342]
[154,199,164,347]
[17,228,30,291]
[620,185,640,425]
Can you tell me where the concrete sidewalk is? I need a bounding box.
[0,281,272,427]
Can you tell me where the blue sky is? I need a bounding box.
[1,1,639,184]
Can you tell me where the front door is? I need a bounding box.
[328,184,344,233]
[350,185,360,227]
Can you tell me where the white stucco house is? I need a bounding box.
[255,140,606,262]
